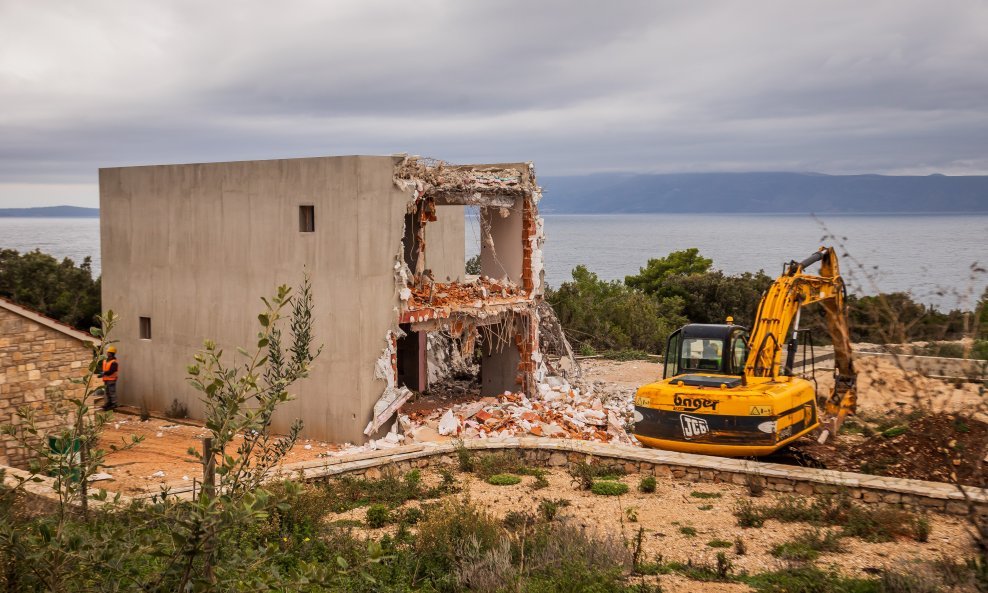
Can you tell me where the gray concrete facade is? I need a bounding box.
[100,155,463,443]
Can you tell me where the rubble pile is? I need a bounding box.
[406,277,525,311]
[400,378,636,445]
[394,157,526,199]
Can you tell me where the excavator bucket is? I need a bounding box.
[819,375,857,443]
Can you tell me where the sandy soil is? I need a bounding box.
[330,467,977,591]
[98,415,348,494]
[578,358,664,389]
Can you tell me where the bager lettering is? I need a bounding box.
[673,394,720,412]
[680,414,709,440]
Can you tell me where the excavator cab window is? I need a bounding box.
[680,337,724,373]
[663,330,680,379]
[729,330,749,374]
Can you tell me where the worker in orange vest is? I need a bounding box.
[98,345,119,410]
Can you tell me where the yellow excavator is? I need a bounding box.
[633,247,857,457]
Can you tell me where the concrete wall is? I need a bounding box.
[100,155,463,443]
[0,306,93,467]
[424,205,465,283]
[480,203,523,284]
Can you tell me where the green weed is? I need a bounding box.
[591,480,629,496]
[487,473,522,486]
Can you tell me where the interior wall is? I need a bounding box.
[423,205,465,282]
[479,320,521,396]
[479,202,523,284]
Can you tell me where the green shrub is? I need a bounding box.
[264,480,335,538]
[455,440,475,472]
[366,504,391,528]
[913,515,931,543]
[707,539,732,548]
[590,481,629,496]
[679,526,697,537]
[475,452,526,479]
[881,425,908,438]
[400,506,423,525]
[436,467,459,493]
[734,499,765,528]
[487,474,522,486]
[690,491,722,499]
[504,511,534,531]
[548,265,686,353]
[569,460,626,490]
[325,466,432,512]
[742,565,879,593]
[538,498,570,521]
[531,469,550,490]
[770,529,844,561]
[841,506,916,543]
[414,499,503,579]
[638,476,656,493]
[697,504,714,511]
[734,537,747,555]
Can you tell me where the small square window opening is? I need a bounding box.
[299,205,315,232]
[139,317,152,340]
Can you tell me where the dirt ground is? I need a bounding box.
[98,415,349,494]
[97,354,986,494]
[331,467,978,592]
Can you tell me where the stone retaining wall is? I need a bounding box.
[278,438,988,518]
[6,437,986,520]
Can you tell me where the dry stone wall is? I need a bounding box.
[0,306,94,467]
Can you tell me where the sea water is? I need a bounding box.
[1,214,985,310]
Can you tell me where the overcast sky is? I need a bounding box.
[2,0,987,207]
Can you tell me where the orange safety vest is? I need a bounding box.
[102,359,118,383]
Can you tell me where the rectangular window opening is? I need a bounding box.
[299,205,315,232]
[139,317,152,340]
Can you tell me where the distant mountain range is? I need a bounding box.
[4,173,988,216]
[0,205,98,218]
[538,172,988,213]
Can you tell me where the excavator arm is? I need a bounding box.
[743,247,857,440]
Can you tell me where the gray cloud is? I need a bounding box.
[1,0,987,206]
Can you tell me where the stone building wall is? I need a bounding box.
[0,301,96,468]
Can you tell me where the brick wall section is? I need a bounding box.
[0,306,95,468]
[520,196,537,294]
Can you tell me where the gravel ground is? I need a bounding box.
[331,467,977,592]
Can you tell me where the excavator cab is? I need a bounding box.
[663,323,749,379]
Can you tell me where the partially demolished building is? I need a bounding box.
[100,155,577,443]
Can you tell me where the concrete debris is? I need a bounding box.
[425,333,475,384]
[365,329,414,436]
[394,158,527,201]
[400,381,637,445]
[407,277,524,311]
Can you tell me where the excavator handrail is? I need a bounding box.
[750,331,781,379]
